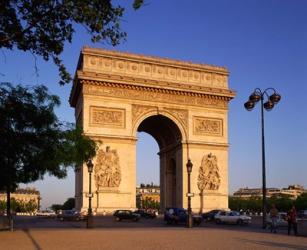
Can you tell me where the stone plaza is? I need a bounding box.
[1,216,306,250]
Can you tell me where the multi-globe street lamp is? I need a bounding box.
[244,88,281,229]
[86,159,94,228]
[186,159,193,228]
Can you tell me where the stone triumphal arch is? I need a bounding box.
[70,47,235,213]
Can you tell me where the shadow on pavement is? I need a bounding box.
[22,228,42,250]
[236,238,307,250]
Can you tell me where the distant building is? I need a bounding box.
[136,184,160,208]
[233,184,306,200]
[0,188,41,211]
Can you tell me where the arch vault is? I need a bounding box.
[70,47,235,213]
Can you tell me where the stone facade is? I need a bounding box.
[0,188,41,212]
[70,47,235,214]
[136,185,160,209]
[233,185,307,200]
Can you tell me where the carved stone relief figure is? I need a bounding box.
[94,146,121,189]
[164,108,188,129]
[132,104,156,127]
[197,153,221,191]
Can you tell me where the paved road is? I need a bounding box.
[0,216,306,250]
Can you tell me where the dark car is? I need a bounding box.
[57,210,86,221]
[164,207,202,226]
[298,210,307,219]
[113,210,141,221]
[202,209,222,222]
[134,209,156,219]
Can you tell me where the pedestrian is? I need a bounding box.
[269,204,278,233]
[287,205,298,236]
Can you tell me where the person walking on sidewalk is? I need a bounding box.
[287,205,298,236]
[269,204,278,233]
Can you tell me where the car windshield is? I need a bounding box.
[230,211,240,216]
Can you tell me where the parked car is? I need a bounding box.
[298,210,307,219]
[57,210,86,221]
[266,212,288,228]
[133,209,156,219]
[36,210,56,217]
[164,207,202,226]
[113,210,141,221]
[214,211,251,225]
[202,209,222,222]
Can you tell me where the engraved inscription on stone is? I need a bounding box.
[90,106,125,128]
[193,117,223,136]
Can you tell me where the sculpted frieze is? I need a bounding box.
[94,146,121,189]
[90,106,125,128]
[193,117,223,136]
[83,84,228,109]
[83,54,228,88]
[197,153,221,191]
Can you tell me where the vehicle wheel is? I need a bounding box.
[237,219,243,225]
[60,217,64,221]
[194,221,201,226]
[115,217,120,222]
[215,219,221,224]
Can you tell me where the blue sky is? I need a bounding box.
[1,0,306,209]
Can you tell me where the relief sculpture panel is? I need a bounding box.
[94,146,121,189]
[197,153,221,191]
[132,104,156,126]
[193,117,223,136]
[164,108,188,129]
[90,106,125,128]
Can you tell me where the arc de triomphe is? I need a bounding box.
[69,47,235,213]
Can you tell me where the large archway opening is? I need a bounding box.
[137,115,183,210]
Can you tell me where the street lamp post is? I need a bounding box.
[86,159,94,228]
[244,88,281,229]
[186,159,193,228]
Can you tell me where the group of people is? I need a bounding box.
[269,204,298,235]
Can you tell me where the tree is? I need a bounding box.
[50,204,62,212]
[295,193,307,210]
[0,82,97,223]
[142,197,160,210]
[0,200,6,214]
[0,0,144,85]
[61,198,75,210]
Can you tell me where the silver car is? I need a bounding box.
[266,212,288,228]
[215,211,251,225]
